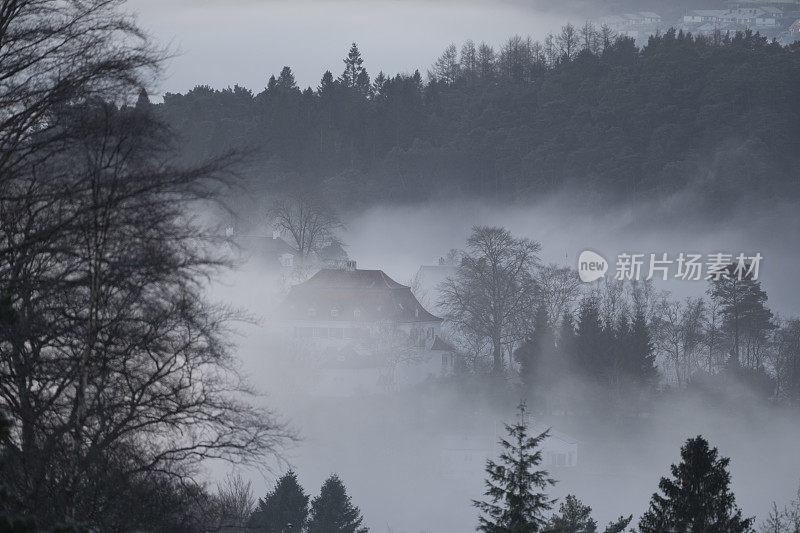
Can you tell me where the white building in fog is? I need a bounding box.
[280,263,457,395]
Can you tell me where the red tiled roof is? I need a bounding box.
[282,269,442,323]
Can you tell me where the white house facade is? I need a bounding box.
[280,264,457,395]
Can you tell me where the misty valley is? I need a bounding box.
[1,1,800,532]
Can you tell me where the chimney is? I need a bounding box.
[345,259,357,271]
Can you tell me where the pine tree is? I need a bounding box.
[549,494,597,533]
[639,436,754,533]
[629,308,657,386]
[340,43,366,90]
[557,312,576,362]
[318,71,335,94]
[473,402,555,532]
[708,262,775,368]
[575,297,604,379]
[135,87,150,110]
[371,71,387,100]
[518,303,555,400]
[548,494,631,533]
[248,471,309,532]
[276,66,298,92]
[306,475,368,533]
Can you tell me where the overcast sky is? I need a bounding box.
[126,0,573,97]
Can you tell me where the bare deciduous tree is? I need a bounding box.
[653,297,707,387]
[268,190,344,262]
[213,472,256,530]
[430,43,460,84]
[440,226,540,376]
[557,23,580,62]
[0,2,291,529]
[534,264,581,331]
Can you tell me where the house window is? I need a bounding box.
[331,307,339,318]
[353,309,362,320]
[314,328,328,338]
[329,328,343,339]
[308,308,316,317]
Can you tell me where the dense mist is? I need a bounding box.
[2,1,800,531]
[208,193,800,531]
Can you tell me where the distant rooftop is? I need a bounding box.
[282,268,442,324]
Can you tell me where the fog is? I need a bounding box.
[6,0,800,530]
[130,0,800,528]
[207,192,800,532]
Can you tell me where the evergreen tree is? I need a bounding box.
[639,436,754,533]
[371,71,387,100]
[708,263,775,368]
[266,74,278,92]
[306,475,367,533]
[629,308,658,386]
[557,312,576,362]
[248,471,309,532]
[518,303,555,398]
[135,87,150,110]
[340,43,367,91]
[575,298,604,378]
[318,71,335,94]
[549,495,597,533]
[473,402,555,532]
[276,66,298,92]
[548,494,632,533]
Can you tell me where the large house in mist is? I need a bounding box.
[280,262,457,395]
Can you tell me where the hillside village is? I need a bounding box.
[599,1,800,42]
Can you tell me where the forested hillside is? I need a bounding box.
[157,28,800,208]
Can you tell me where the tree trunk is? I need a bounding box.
[492,336,504,377]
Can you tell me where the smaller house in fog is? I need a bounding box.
[221,228,297,272]
[222,227,349,284]
[412,264,458,312]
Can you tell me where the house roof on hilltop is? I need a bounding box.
[282,268,442,323]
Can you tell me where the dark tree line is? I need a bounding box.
[157,29,800,207]
[516,295,657,415]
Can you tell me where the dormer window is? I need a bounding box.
[353,309,362,320]
[280,253,293,267]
